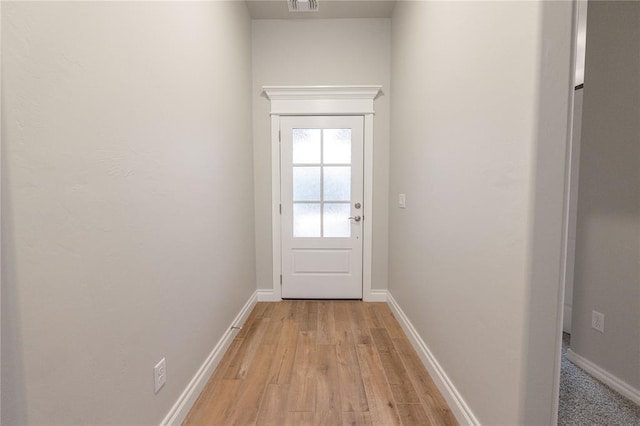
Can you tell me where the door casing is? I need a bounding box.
[262,85,381,302]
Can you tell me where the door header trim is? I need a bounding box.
[263,85,382,115]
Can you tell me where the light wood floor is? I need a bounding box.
[184,301,457,426]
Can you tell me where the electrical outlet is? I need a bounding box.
[592,310,604,333]
[154,358,166,393]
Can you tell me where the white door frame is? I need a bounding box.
[263,86,381,301]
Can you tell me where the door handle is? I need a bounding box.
[348,216,361,222]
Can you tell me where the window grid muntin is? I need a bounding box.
[292,128,352,238]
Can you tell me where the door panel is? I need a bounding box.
[292,250,352,274]
[281,116,364,299]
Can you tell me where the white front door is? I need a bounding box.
[280,116,364,299]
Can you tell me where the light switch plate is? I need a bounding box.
[399,193,406,209]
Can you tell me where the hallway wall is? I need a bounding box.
[252,18,391,294]
[389,1,573,424]
[571,0,640,390]
[564,88,584,334]
[1,2,255,424]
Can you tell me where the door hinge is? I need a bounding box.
[279,204,282,214]
[279,130,281,143]
[280,274,282,285]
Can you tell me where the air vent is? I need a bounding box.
[288,0,319,12]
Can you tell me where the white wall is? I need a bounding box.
[1,2,255,424]
[252,18,391,294]
[571,0,640,390]
[563,88,583,334]
[389,1,572,424]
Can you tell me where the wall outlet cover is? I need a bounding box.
[592,310,604,333]
[154,358,167,393]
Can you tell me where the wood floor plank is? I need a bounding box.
[236,302,268,338]
[336,341,369,412]
[284,300,297,320]
[372,304,406,339]
[317,301,336,344]
[370,328,394,352]
[397,403,432,426]
[263,301,292,345]
[342,411,373,426]
[225,344,276,425]
[284,411,314,426]
[314,344,343,425]
[356,343,401,426]
[260,302,276,319]
[292,301,306,324]
[334,301,355,344]
[348,302,372,345]
[256,384,290,426]
[392,337,458,425]
[183,379,241,425]
[371,328,420,404]
[184,338,244,423]
[302,300,319,332]
[204,337,242,389]
[224,317,270,380]
[364,303,385,329]
[421,398,454,426]
[267,319,299,385]
[287,330,317,411]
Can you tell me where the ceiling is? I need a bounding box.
[246,0,397,19]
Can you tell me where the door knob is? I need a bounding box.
[348,215,361,222]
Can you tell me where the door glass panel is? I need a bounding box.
[323,166,351,201]
[293,167,321,201]
[323,129,352,164]
[293,129,321,164]
[293,203,321,237]
[323,203,351,238]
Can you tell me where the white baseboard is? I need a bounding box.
[562,305,572,334]
[566,349,640,405]
[160,291,258,426]
[257,289,281,302]
[366,289,388,302]
[261,287,385,302]
[386,292,480,426]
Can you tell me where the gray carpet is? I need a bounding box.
[559,333,640,425]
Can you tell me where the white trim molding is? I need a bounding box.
[263,85,381,115]
[386,292,480,426]
[256,289,279,302]
[367,289,389,302]
[161,291,258,426]
[263,85,382,101]
[562,304,572,334]
[566,349,640,405]
[263,85,382,302]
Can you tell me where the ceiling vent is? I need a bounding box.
[288,0,319,12]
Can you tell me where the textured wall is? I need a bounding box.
[1,2,255,423]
